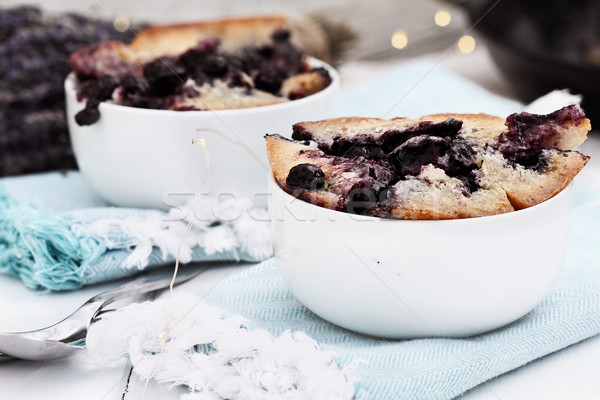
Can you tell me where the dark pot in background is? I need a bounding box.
[454,0,600,124]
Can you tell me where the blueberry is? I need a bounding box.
[291,125,312,141]
[95,74,119,100]
[443,138,477,175]
[125,94,170,110]
[345,144,386,160]
[381,118,463,153]
[179,48,208,71]
[391,135,449,177]
[493,107,583,169]
[424,117,462,137]
[120,75,147,95]
[272,29,291,42]
[143,57,188,96]
[76,79,99,101]
[254,67,283,94]
[257,45,275,58]
[286,163,325,190]
[75,102,100,126]
[345,186,378,214]
[202,55,228,77]
[458,169,481,195]
[190,67,208,85]
[235,47,262,72]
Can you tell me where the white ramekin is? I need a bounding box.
[269,174,573,338]
[65,58,340,209]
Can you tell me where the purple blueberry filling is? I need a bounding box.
[391,135,448,177]
[142,57,189,96]
[285,106,584,216]
[254,66,285,94]
[292,118,463,157]
[379,118,463,153]
[120,75,148,96]
[340,160,394,214]
[390,135,479,193]
[494,105,584,168]
[344,144,387,160]
[74,75,122,125]
[292,117,478,198]
[77,75,120,102]
[74,99,101,125]
[286,163,325,190]
[72,30,331,126]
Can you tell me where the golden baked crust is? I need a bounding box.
[73,16,329,66]
[130,16,287,58]
[129,16,329,62]
[280,70,332,99]
[68,16,332,113]
[266,134,343,210]
[380,166,515,220]
[267,108,591,220]
[482,150,589,209]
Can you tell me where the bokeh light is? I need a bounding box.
[457,35,476,53]
[113,15,130,32]
[391,30,408,50]
[434,10,451,27]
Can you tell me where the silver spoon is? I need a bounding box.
[0,268,204,361]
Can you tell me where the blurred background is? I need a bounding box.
[1,0,599,176]
[0,0,475,62]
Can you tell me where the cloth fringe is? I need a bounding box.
[0,186,272,291]
[86,293,356,400]
[0,186,105,290]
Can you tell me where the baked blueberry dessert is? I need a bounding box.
[266,105,591,219]
[68,16,332,126]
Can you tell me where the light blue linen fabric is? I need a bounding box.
[205,178,600,399]
[0,172,267,291]
[339,60,523,118]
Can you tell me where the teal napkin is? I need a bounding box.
[205,177,600,399]
[0,172,270,291]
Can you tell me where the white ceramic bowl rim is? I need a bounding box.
[64,57,340,117]
[269,172,573,224]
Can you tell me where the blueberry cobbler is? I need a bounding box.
[266,106,591,219]
[68,23,332,126]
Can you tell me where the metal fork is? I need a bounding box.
[0,267,205,361]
